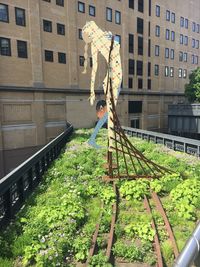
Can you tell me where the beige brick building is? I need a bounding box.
[0,0,199,176]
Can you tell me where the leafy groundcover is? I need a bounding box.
[0,129,200,267]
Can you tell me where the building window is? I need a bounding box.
[192,22,196,32]
[89,5,95,16]
[148,39,151,57]
[58,52,66,63]
[56,0,64,6]
[78,29,83,40]
[196,40,199,49]
[129,0,134,9]
[138,36,143,55]
[192,38,195,48]
[180,34,183,44]
[129,59,135,75]
[57,23,65,35]
[0,37,11,56]
[0,4,9,23]
[183,52,187,62]
[131,119,140,128]
[138,78,143,89]
[195,56,198,65]
[155,25,160,37]
[166,29,170,40]
[170,67,174,77]
[171,12,175,23]
[149,0,151,16]
[148,21,150,36]
[165,66,169,77]
[184,36,188,45]
[165,48,169,58]
[155,45,159,56]
[43,0,51,2]
[197,24,200,33]
[137,17,143,34]
[185,19,188,29]
[106,7,112,22]
[43,20,52,32]
[166,10,170,21]
[180,17,184,27]
[148,62,151,77]
[154,64,159,76]
[128,77,133,88]
[179,51,183,61]
[79,56,84,66]
[179,68,182,78]
[148,79,151,90]
[129,101,142,113]
[15,8,26,26]
[78,1,85,13]
[170,49,174,60]
[137,60,143,76]
[129,34,134,53]
[171,31,175,41]
[156,5,160,17]
[115,35,121,45]
[183,69,187,78]
[17,40,27,58]
[192,54,195,64]
[90,57,93,67]
[138,0,144,13]
[115,11,121,24]
[45,50,53,62]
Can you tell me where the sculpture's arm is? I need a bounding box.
[89,43,98,106]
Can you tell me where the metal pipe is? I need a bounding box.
[173,222,200,267]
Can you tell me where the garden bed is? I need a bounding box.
[0,129,200,267]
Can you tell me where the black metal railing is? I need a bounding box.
[0,123,73,228]
[123,127,200,158]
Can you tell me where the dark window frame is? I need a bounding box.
[138,0,144,13]
[0,37,11,56]
[156,5,160,17]
[129,0,134,9]
[154,64,159,76]
[137,60,143,76]
[138,78,143,89]
[78,29,83,40]
[79,55,84,66]
[137,17,143,34]
[115,10,121,24]
[89,5,95,16]
[57,23,65,35]
[129,101,142,113]
[56,0,64,6]
[78,1,85,13]
[17,40,28,58]
[45,50,53,62]
[129,59,135,75]
[129,34,134,53]
[43,19,52,32]
[58,52,66,64]
[15,7,26,26]
[106,7,112,22]
[0,3,9,23]
[128,77,133,88]
[147,79,151,90]
[138,36,143,55]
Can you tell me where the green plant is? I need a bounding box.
[89,252,111,267]
[120,179,149,200]
[124,222,155,242]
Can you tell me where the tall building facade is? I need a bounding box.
[0,0,199,176]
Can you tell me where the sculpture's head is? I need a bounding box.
[82,21,97,44]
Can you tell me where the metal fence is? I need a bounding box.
[123,126,200,266]
[123,127,200,158]
[0,123,73,228]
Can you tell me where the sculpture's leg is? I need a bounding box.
[88,112,108,149]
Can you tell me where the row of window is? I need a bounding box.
[165,66,187,78]
[43,0,64,6]
[128,77,151,90]
[78,2,121,24]
[0,37,27,58]
[43,20,65,35]
[166,10,175,23]
[0,37,67,63]
[0,4,25,26]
